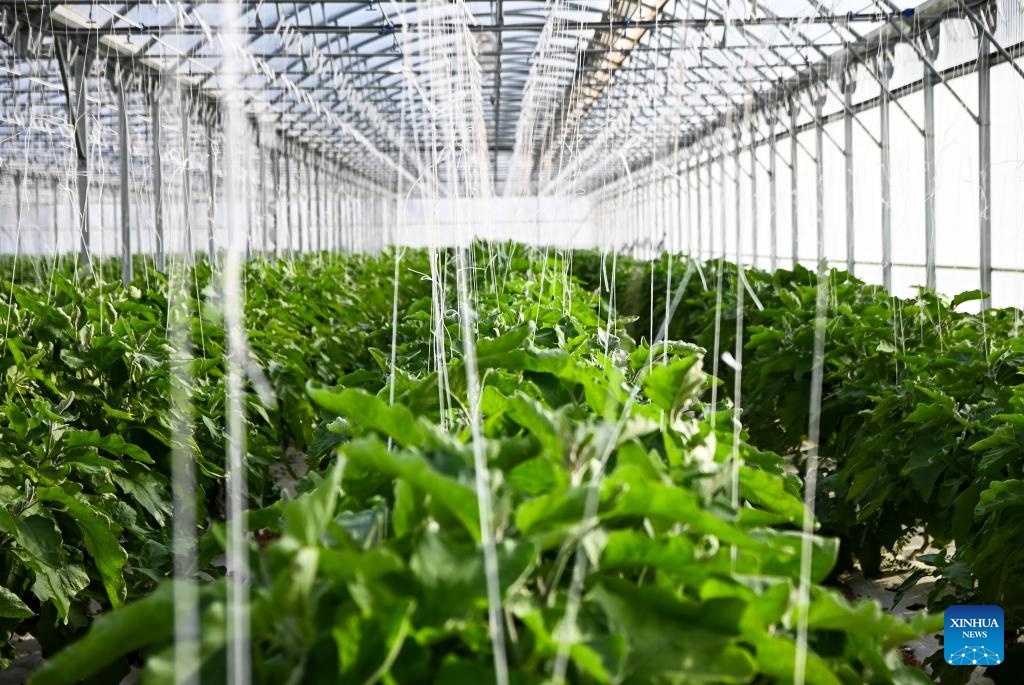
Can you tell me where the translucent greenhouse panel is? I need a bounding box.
[852,106,883,270]
[858,264,885,285]
[990,63,1024,276]
[892,265,927,297]
[723,152,738,261]
[697,162,711,260]
[709,158,722,258]
[754,142,772,270]
[937,268,983,302]
[686,167,699,258]
[889,89,926,295]
[992,272,1024,309]
[774,142,794,266]
[795,128,817,264]
[738,144,754,266]
[934,72,979,274]
[822,119,846,267]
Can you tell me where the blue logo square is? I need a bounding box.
[944,605,1004,666]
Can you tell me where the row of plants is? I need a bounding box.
[16,247,936,683]
[575,252,1024,680]
[0,253,434,668]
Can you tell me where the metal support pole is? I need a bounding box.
[979,33,993,307]
[206,118,217,262]
[284,150,293,257]
[14,172,23,257]
[790,97,799,267]
[72,53,93,270]
[259,134,267,254]
[844,77,856,276]
[814,93,826,265]
[719,146,727,258]
[334,175,342,253]
[686,165,694,257]
[769,113,778,271]
[150,88,165,272]
[51,178,59,255]
[923,31,939,290]
[244,125,253,262]
[734,129,742,264]
[32,179,40,262]
[695,162,703,259]
[880,52,894,292]
[299,150,308,254]
[106,187,115,259]
[676,171,684,256]
[750,118,759,267]
[271,146,280,256]
[180,97,193,265]
[315,157,322,253]
[114,71,131,283]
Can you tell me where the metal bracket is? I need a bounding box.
[919,23,941,61]
[807,77,828,109]
[981,0,998,31]
[875,44,895,85]
[55,38,95,163]
[834,61,858,95]
[142,75,165,105]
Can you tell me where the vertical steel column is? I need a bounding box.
[880,51,894,292]
[979,31,993,307]
[32,178,40,260]
[923,31,939,290]
[284,150,293,257]
[676,171,684,256]
[843,70,857,276]
[106,187,116,258]
[271,146,280,256]
[733,127,742,264]
[14,172,23,257]
[51,177,59,254]
[695,160,704,259]
[335,175,342,253]
[688,163,696,257]
[315,156,322,253]
[299,149,309,253]
[749,117,759,268]
[244,124,253,262]
[205,118,217,262]
[662,175,671,252]
[306,151,314,253]
[114,68,131,284]
[769,111,778,271]
[150,86,165,272]
[259,134,267,254]
[180,97,193,264]
[719,145,727,258]
[814,92,826,265]
[790,96,799,267]
[72,51,94,269]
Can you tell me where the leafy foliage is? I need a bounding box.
[26,247,935,684]
[585,252,1024,676]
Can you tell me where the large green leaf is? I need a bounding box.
[0,585,33,618]
[29,582,178,685]
[643,354,705,413]
[308,385,426,448]
[38,487,128,607]
[343,438,481,541]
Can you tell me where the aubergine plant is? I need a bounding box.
[29,250,936,684]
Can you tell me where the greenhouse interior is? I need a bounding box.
[0,0,1023,683]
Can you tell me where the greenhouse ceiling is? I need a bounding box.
[0,0,1011,195]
